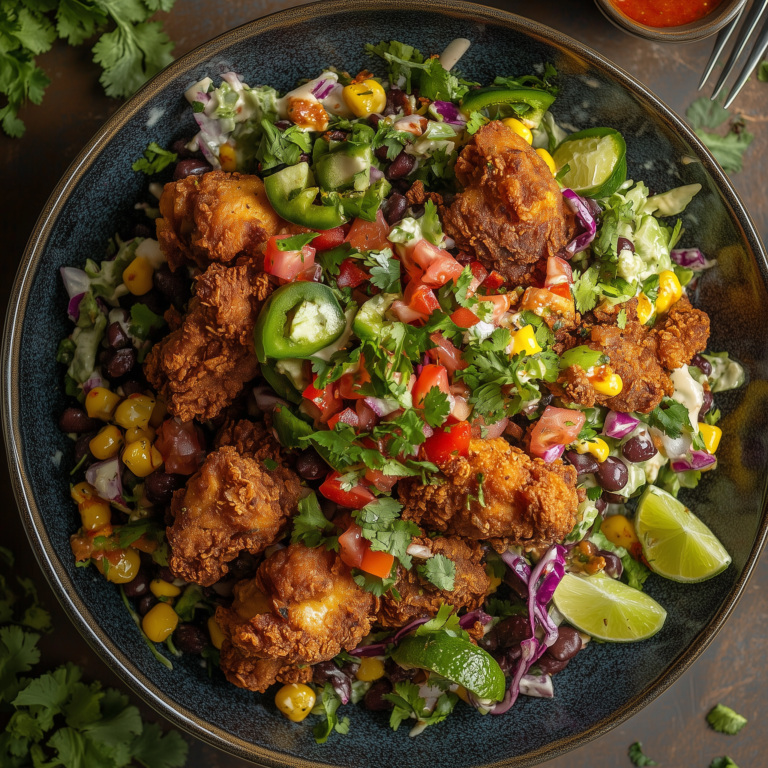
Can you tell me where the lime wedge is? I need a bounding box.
[390,631,506,701]
[553,573,667,642]
[553,127,627,198]
[635,485,731,583]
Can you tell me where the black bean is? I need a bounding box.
[133,223,153,239]
[691,353,712,376]
[341,660,360,679]
[564,450,599,476]
[594,495,607,515]
[622,433,658,463]
[410,203,425,219]
[617,237,634,254]
[699,388,713,420]
[600,550,623,579]
[170,138,198,158]
[156,566,176,584]
[59,407,102,434]
[326,130,347,142]
[548,627,582,661]
[298,152,311,164]
[538,393,554,410]
[595,456,628,492]
[74,432,96,464]
[537,652,570,675]
[275,120,291,130]
[385,151,415,180]
[107,321,130,350]
[313,661,342,684]
[295,448,327,481]
[385,658,416,683]
[477,626,499,653]
[374,145,390,162]
[121,380,145,397]
[104,348,136,378]
[154,263,191,310]
[602,491,626,504]
[495,615,531,648]
[123,569,151,599]
[138,594,157,616]
[173,159,212,180]
[145,472,185,505]
[503,569,528,601]
[119,288,165,317]
[365,679,394,711]
[368,114,383,129]
[383,192,408,225]
[391,178,411,193]
[174,624,208,655]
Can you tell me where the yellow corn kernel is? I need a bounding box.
[590,366,623,397]
[699,423,722,454]
[142,602,179,643]
[207,616,225,650]
[95,548,141,584]
[574,437,610,463]
[636,292,654,325]
[510,324,543,357]
[655,270,682,315]
[485,563,502,594]
[342,79,387,118]
[71,481,97,504]
[600,514,639,551]
[148,396,167,429]
[79,497,111,531]
[85,387,121,421]
[122,439,164,478]
[275,684,316,723]
[356,657,385,682]
[122,256,154,296]
[114,393,156,429]
[502,117,533,144]
[150,579,181,599]
[536,148,557,175]
[125,424,156,443]
[89,425,124,460]
[218,143,237,172]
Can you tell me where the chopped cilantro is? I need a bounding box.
[384,680,458,732]
[365,40,424,91]
[641,274,660,303]
[421,200,444,246]
[706,703,748,735]
[354,498,420,569]
[291,492,337,550]
[275,232,320,251]
[129,303,166,341]
[586,486,603,501]
[417,554,456,591]
[572,266,601,314]
[422,387,450,428]
[465,111,488,135]
[257,119,312,171]
[362,248,401,292]
[352,569,399,597]
[318,243,357,279]
[628,741,659,766]
[132,142,177,175]
[312,683,350,744]
[264,458,278,471]
[686,96,753,174]
[649,397,691,440]
[710,758,739,768]
[372,121,412,160]
[617,308,627,329]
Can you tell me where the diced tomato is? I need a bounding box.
[404,280,440,317]
[412,364,450,408]
[544,255,573,287]
[482,270,505,291]
[360,548,395,579]
[355,399,380,430]
[336,258,370,289]
[427,332,467,374]
[529,406,586,460]
[364,468,400,493]
[264,235,316,282]
[423,421,471,465]
[320,471,375,509]
[302,375,343,424]
[338,522,366,568]
[478,294,512,324]
[391,300,427,324]
[468,261,488,294]
[295,262,322,282]
[521,286,575,321]
[327,407,359,430]
[155,417,206,474]
[470,415,509,439]
[345,210,390,252]
[338,354,371,400]
[312,224,351,252]
[412,239,463,287]
[451,306,480,328]
[548,282,572,300]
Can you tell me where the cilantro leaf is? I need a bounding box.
[422,387,450,428]
[617,308,627,329]
[485,597,526,620]
[383,680,458,732]
[686,95,731,130]
[129,302,166,340]
[628,741,659,767]
[572,266,601,314]
[417,554,456,591]
[257,119,312,171]
[371,121,412,160]
[172,585,204,623]
[129,722,189,768]
[465,111,488,135]
[649,397,691,439]
[132,142,177,175]
[352,569,398,597]
[275,232,320,251]
[706,703,748,735]
[586,485,603,501]
[362,248,401,292]
[354,498,420,569]
[421,200,444,246]
[414,604,465,636]
[710,758,739,768]
[318,243,357,279]
[291,492,337,549]
[312,683,349,744]
[366,40,424,91]
[0,626,41,702]
[696,129,754,174]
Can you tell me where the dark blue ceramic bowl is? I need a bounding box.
[4,1,768,766]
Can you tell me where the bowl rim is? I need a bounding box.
[3,0,768,765]
[593,0,748,43]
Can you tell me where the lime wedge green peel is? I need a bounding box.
[635,485,732,583]
[390,632,506,701]
[553,573,667,642]
[553,127,627,198]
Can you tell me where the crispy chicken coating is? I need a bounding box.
[655,296,710,370]
[156,171,283,271]
[214,417,287,463]
[440,121,575,284]
[377,536,490,628]
[167,445,301,586]
[219,645,311,693]
[216,544,377,688]
[400,438,578,550]
[144,260,271,422]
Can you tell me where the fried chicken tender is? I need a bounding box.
[377,536,489,628]
[156,171,283,271]
[215,544,378,691]
[400,438,578,550]
[441,121,575,284]
[144,261,271,422]
[655,296,710,370]
[167,445,301,586]
[214,418,287,464]
[219,645,311,692]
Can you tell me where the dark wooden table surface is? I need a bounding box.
[1,1,765,766]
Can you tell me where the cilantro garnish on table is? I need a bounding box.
[628,741,659,766]
[706,703,748,735]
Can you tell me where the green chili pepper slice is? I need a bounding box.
[460,87,556,128]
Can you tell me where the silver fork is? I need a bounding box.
[699,0,768,106]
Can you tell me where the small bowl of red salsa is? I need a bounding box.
[595,0,747,42]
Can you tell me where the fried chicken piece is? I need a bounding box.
[214,418,286,464]
[377,536,489,628]
[215,544,377,688]
[167,445,301,586]
[440,121,575,284]
[156,171,283,271]
[219,646,311,693]
[655,296,710,370]
[144,261,271,422]
[400,438,578,550]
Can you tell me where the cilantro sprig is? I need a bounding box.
[628,741,659,767]
[132,141,178,175]
[706,703,748,735]
[383,680,458,732]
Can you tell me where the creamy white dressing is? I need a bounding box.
[704,353,745,393]
[135,238,166,270]
[640,450,668,483]
[438,38,471,71]
[671,366,704,434]
[184,77,212,104]
[275,72,338,121]
[275,358,308,390]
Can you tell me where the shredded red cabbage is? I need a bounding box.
[67,293,85,323]
[602,410,640,439]
[671,248,713,270]
[312,78,336,100]
[539,444,565,462]
[429,101,466,125]
[519,673,554,698]
[562,189,597,257]
[671,450,716,472]
[85,457,126,507]
[458,609,492,629]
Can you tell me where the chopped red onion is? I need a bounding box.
[471,416,508,440]
[82,370,106,395]
[221,72,244,91]
[429,101,466,125]
[519,674,554,698]
[67,293,85,322]
[458,609,492,629]
[671,450,717,472]
[562,189,597,257]
[252,386,289,412]
[312,78,336,100]
[193,111,230,169]
[363,396,400,417]
[602,410,640,439]
[671,248,714,270]
[60,267,90,301]
[539,444,565,462]
[86,457,126,506]
[369,166,384,183]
